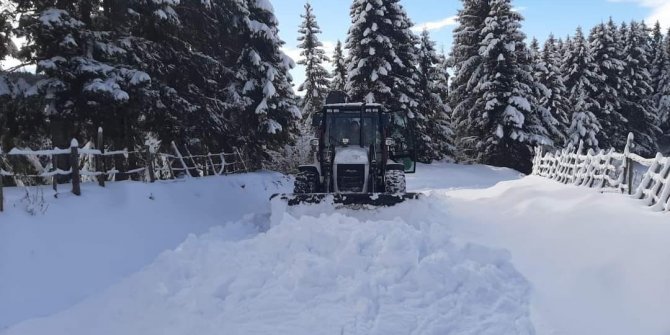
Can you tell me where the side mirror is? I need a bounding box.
[310,138,319,147]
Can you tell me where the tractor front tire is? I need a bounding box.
[384,170,406,194]
[294,171,318,194]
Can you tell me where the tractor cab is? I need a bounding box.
[313,102,417,175]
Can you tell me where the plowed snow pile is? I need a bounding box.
[5,200,534,335]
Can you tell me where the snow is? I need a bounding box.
[0,172,291,329]
[128,70,151,86]
[334,147,369,164]
[38,9,83,28]
[2,163,670,335]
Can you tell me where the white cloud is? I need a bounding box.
[411,16,458,33]
[607,0,670,29]
[647,2,670,29]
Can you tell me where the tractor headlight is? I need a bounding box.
[385,138,395,146]
[342,138,350,146]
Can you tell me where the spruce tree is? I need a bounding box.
[450,0,490,159]
[470,0,551,172]
[540,34,571,144]
[588,20,628,149]
[296,2,330,123]
[651,24,670,131]
[436,49,450,103]
[530,37,566,148]
[345,0,419,117]
[233,0,301,164]
[415,29,454,161]
[619,21,660,156]
[11,0,151,152]
[562,27,602,150]
[330,40,347,92]
[656,28,670,131]
[567,91,601,149]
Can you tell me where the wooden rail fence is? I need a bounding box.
[533,132,670,212]
[0,129,249,212]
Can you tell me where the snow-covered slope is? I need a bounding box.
[2,163,670,335]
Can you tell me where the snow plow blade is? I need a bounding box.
[270,193,421,207]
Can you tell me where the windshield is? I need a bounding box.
[325,114,380,148]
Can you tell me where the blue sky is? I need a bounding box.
[274,0,670,92]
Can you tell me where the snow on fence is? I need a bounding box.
[532,133,670,212]
[0,129,249,212]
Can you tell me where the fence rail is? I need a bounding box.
[0,129,249,212]
[533,132,670,212]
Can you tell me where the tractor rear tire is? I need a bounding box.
[384,170,406,194]
[294,171,318,194]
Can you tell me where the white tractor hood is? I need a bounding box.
[334,147,369,165]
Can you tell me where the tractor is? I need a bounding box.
[274,92,420,207]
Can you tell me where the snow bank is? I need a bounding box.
[445,176,670,335]
[0,172,291,329]
[4,199,535,335]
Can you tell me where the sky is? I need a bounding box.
[275,0,670,93]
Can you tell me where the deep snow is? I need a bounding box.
[1,162,669,335]
[0,172,292,329]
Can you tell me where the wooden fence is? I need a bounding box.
[0,129,249,212]
[532,132,670,212]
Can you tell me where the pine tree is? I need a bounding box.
[0,3,13,60]
[345,0,419,117]
[539,34,570,145]
[450,0,491,159]
[530,37,566,148]
[296,2,330,123]
[562,27,602,150]
[651,24,670,131]
[568,91,601,149]
[650,21,664,90]
[11,0,151,152]
[619,21,660,156]
[330,40,347,92]
[233,0,301,165]
[470,0,551,173]
[436,49,450,103]
[656,28,670,131]
[415,29,454,162]
[588,20,628,149]
[435,51,456,158]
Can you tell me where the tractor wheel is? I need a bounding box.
[384,169,406,194]
[294,171,318,194]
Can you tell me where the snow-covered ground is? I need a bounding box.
[1,163,669,335]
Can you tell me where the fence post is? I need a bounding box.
[146,145,156,183]
[71,139,81,196]
[171,141,191,179]
[0,170,4,212]
[97,127,105,187]
[207,153,216,176]
[236,148,248,172]
[624,132,634,195]
[52,154,58,196]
